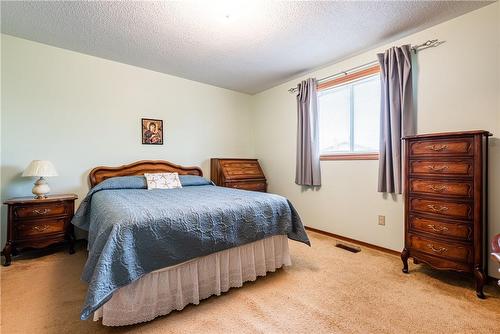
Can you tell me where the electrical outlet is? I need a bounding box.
[378,215,386,226]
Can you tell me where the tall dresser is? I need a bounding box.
[401,130,491,298]
[210,158,267,192]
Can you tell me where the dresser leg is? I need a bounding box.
[401,248,409,273]
[2,242,13,266]
[474,267,486,299]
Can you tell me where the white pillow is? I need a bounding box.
[144,172,182,190]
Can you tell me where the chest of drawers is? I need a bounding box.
[210,158,267,192]
[401,131,491,298]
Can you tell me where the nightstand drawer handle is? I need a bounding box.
[427,224,449,232]
[427,165,448,172]
[427,244,447,254]
[32,225,50,232]
[427,185,447,192]
[427,204,449,213]
[32,208,50,215]
[426,144,448,152]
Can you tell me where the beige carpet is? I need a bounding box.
[1,231,499,334]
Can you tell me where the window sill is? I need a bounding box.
[320,153,379,161]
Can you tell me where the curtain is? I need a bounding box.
[295,78,321,186]
[377,45,415,194]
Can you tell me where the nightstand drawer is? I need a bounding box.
[13,202,67,219]
[15,218,66,239]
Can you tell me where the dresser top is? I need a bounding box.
[403,130,492,140]
[4,194,78,205]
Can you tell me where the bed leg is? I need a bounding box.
[67,224,75,255]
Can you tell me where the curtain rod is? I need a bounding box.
[288,39,444,93]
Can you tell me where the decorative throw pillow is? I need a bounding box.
[144,172,183,190]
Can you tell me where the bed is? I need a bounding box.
[72,160,310,326]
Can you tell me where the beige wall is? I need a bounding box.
[252,3,500,277]
[1,34,254,241]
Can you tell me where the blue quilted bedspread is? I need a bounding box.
[72,175,310,320]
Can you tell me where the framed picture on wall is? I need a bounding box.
[141,118,164,145]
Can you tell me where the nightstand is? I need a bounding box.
[1,194,78,266]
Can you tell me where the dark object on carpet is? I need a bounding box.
[335,241,361,253]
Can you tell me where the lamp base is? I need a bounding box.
[32,177,50,199]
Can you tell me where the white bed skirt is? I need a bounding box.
[93,235,291,326]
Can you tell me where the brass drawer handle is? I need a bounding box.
[32,208,50,215]
[427,204,449,213]
[427,224,449,232]
[427,244,448,254]
[32,225,50,232]
[427,185,447,192]
[427,165,448,172]
[426,144,448,152]
[18,224,50,232]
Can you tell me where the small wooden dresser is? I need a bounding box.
[401,130,491,298]
[2,194,77,266]
[210,158,267,192]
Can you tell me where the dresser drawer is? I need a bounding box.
[409,215,472,241]
[409,159,473,177]
[410,251,471,272]
[409,197,472,219]
[220,160,264,180]
[409,234,472,263]
[409,138,473,156]
[409,178,473,197]
[13,202,68,219]
[226,181,267,192]
[15,218,66,239]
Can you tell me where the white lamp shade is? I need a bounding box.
[22,160,58,177]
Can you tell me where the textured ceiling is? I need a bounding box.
[1,1,492,94]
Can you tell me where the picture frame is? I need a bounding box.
[141,118,164,145]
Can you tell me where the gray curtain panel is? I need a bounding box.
[377,45,415,194]
[295,78,321,186]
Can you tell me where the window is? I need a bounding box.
[318,66,381,160]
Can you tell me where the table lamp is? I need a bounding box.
[22,160,58,199]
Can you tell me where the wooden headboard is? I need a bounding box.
[89,160,203,187]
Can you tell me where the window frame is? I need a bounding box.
[318,65,381,161]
